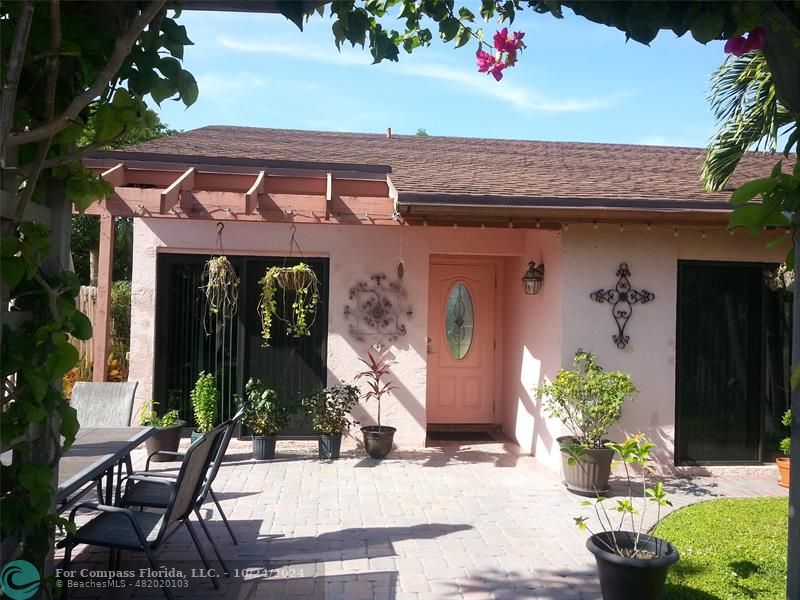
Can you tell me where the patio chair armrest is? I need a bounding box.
[137,471,178,479]
[67,502,152,548]
[122,474,177,486]
[146,450,185,471]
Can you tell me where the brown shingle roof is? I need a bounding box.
[125,125,790,206]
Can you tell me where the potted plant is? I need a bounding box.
[301,384,360,460]
[575,435,679,600]
[257,263,320,347]
[536,350,637,495]
[190,371,218,442]
[139,401,185,462]
[240,378,292,460]
[356,349,397,459]
[777,409,792,488]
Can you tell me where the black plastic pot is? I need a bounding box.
[361,426,396,459]
[557,435,614,496]
[587,531,679,600]
[318,433,342,460]
[144,421,185,462]
[252,436,277,460]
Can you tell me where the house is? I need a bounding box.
[82,126,793,472]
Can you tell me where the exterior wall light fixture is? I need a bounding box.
[522,260,545,295]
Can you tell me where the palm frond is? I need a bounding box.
[702,52,795,192]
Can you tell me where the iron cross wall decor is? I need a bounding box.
[589,263,655,349]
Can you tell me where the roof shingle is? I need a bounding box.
[125,125,791,205]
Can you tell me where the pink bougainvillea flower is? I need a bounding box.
[724,27,765,56]
[743,26,765,52]
[493,27,509,51]
[724,36,747,56]
[479,29,526,80]
[476,48,496,73]
[490,62,507,81]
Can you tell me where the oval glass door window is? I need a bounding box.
[445,282,475,360]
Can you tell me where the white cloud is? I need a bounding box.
[217,35,618,113]
[637,135,703,148]
[390,62,616,113]
[218,36,370,66]
[196,71,268,96]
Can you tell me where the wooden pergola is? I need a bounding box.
[81,153,398,381]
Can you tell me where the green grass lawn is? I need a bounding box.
[657,497,788,600]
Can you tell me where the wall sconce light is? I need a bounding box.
[522,260,545,295]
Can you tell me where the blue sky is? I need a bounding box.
[155,6,729,148]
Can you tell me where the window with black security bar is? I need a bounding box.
[154,254,328,437]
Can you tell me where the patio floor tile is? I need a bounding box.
[54,438,788,599]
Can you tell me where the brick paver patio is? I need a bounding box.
[56,437,788,600]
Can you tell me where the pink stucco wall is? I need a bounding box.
[500,231,565,470]
[558,224,786,468]
[129,218,551,449]
[129,218,786,469]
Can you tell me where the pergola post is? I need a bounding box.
[92,212,114,382]
[788,219,800,599]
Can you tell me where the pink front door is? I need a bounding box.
[427,262,496,424]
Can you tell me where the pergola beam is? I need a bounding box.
[245,170,266,214]
[100,163,126,186]
[160,167,195,214]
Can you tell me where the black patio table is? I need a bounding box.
[57,426,154,510]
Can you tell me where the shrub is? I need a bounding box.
[780,409,792,456]
[139,401,182,427]
[191,372,218,433]
[536,350,637,448]
[111,280,131,350]
[240,378,292,436]
[301,384,360,435]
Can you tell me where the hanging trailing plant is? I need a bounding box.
[258,263,320,347]
[201,255,239,330]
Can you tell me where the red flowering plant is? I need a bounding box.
[723,26,766,57]
[476,27,526,81]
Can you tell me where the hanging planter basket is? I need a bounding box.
[272,267,315,291]
[258,263,320,347]
[201,255,239,333]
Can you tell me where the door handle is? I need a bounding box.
[426,337,434,354]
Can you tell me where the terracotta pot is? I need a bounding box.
[777,457,790,488]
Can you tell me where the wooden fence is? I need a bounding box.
[73,285,97,365]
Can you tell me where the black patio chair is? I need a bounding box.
[116,405,246,573]
[60,423,228,600]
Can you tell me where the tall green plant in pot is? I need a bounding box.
[240,378,292,460]
[575,436,679,600]
[536,350,637,495]
[356,349,397,459]
[191,372,218,442]
[301,384,360,460]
